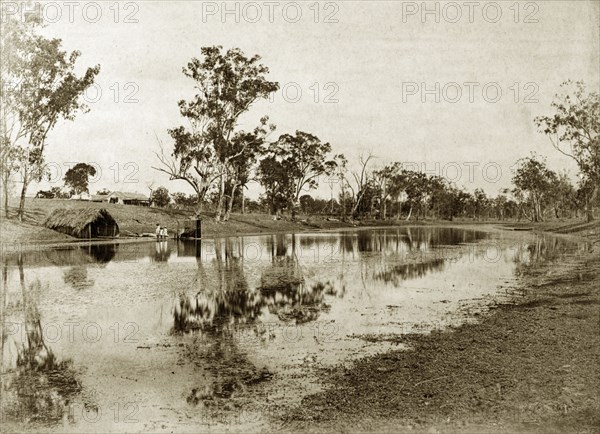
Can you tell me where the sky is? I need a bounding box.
[10,0,600,199]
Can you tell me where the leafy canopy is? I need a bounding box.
[63,163,97,194]
[535,81,600,184]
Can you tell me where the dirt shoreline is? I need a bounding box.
[0,217,498,253]
[275,234,600,433]
[2,215,598,254]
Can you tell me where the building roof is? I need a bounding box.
[44,207,119,238]
[70,192,91,200]
[108,191,149,201]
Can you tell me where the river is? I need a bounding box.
[0,226,586,432]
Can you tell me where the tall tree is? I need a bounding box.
[258,131,336,219]
[373,162,402,220]
[63,163,96,194]
[347,152,375,218]
[471,188,490,221]
[403,170,428,221]
[535,81,599,221]
[547,172,577,219]
[222,120,273,221]
[257,155,292,216]
[333,154,349,221]
[0,15,100,220]
[153,46,279,220]
[512,155,557,222]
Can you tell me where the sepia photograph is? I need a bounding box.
[0,1,599,433]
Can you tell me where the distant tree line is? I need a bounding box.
[153,47,598,223]
[1,28,596,226]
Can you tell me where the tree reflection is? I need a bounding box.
[173,238,270,406]
[63,266,94,290]
[172,235,340,407]
[1,257,81,426]
[372,258,446,287]
[261,234,339,324]
[512,234,583,278]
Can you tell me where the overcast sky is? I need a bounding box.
[22,0,600,198]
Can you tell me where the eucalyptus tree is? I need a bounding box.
[154,46,279,219]
[333,154,349,220]
[373,162,402,220]
[547,172,577,218]
[348,152,375,218]
[0,15,100,220]
[258,131,336,219]
[403,170,429,221]
[535,81,599,221]
[512,155,557,222]
[256,154,292,216]
[471,188,490,220]
[223,122,272,220]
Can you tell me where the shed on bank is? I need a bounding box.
[44,208,119,238]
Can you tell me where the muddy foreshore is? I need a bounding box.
[274,238,600,433]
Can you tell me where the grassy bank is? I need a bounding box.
[279,234,600,433]
[0,198,348,246]
[1,198,599,248]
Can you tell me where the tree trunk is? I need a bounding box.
[586,185,597,222]
[224,183,239,222]
[17,171,28,222]
[380,183,387,220]
[290,197,300,220]
[2,173,9,219]
[351,191,365,219]
[241,188,245,215]
[215,173,225,222]
[586,208,594,222]
[405,205,412,221]
[340,184,346,221]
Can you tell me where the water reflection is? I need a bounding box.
[373,258,447,287]
[87,243,118,263]
[63,266,94,290]
[173,235,341,334]
[0,227,587,429]
[1,258,81,426]
[150,240,171,262]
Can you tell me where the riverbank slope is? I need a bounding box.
[2,199,599,249]
[279,231,600,433]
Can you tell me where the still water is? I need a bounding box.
[0,227,585,432]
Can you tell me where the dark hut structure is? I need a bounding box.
[44,208,119,238]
